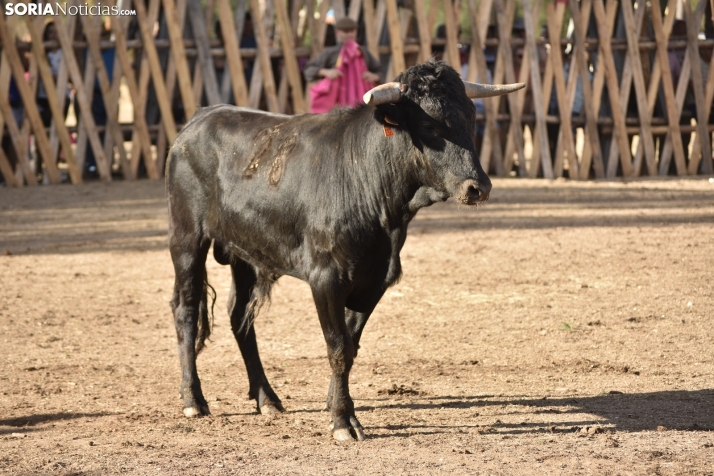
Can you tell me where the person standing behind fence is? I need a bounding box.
[35,21,71,182]
[36,22,70,127]
[303,17,383,113]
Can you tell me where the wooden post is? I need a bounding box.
[156,0,189,174]
[274,0,306,113]
[0,15,62,184]
[163,0,197,118]
[580,0,620,177]
[494,0,526,176]
[641,2,678,175]
[129,0,162,175]
[649,0,687,175]
[363,0,380,61]
[217,0,250,107]
[332,0,346,19]
[187,0,222,105]
[547,1,578,178]
[385,0,406,74]
[687,38,714,172]
[0,71,16,184]
[0,53,36,185]
[605,0,645,177]
[620,0,657,175]
[568,0,604,178]
[413,0,431,63]
[683,0,713,174]
[134,0,178,152]
[348,0,362,20]
[442,0,461,69]
[53,14,115,181]
[466,0,503,175]
[0,108,17,186]
[48,14,75,168]
[522,0,552,178]
[249,0,281,112]
[74,46,95,176]
[592,0,634,177]
[219,0,247,103]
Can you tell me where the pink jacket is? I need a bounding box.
[310,40,376,114]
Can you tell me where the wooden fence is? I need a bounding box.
[1,0,713,185]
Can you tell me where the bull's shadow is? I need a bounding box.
[0,412,113,435]
[353,389,714,438]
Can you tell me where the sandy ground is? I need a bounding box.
[1,178,713,475]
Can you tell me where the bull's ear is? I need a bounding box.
[374,104,405,128]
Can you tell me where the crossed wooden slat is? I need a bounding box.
[0,8,58,184]
[683,0,713,174]
[466,0,505,176]
[547,0,579,178]
[494,0,527,176]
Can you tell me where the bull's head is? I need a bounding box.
[364,61,523,205]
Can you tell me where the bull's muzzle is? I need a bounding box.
[457,179,491,205]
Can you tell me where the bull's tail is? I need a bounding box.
[195,277,217,355]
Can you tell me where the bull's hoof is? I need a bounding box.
[333,428,356,441]
[183,405,210,417]
[259,401,285,415]
[330,417,366,442]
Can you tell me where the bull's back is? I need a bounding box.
[167,106,291,185]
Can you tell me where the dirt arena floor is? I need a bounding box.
[1,178,713,475]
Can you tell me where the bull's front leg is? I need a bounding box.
[325,308,373,412]
[311,277,365,441]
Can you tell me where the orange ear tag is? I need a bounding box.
[383,114,398,137]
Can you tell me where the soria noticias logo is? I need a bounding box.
[4,3,136,16]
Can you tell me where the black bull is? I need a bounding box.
[166,61,522,441]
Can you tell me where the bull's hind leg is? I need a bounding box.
[228,259,284,415]
[170,235,212,417]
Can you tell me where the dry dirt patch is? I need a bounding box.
[1,178,713,475]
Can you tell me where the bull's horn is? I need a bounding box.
[363,82,402,106]
[463,81,525,98]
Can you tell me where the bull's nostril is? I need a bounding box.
[467,185,480,197]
